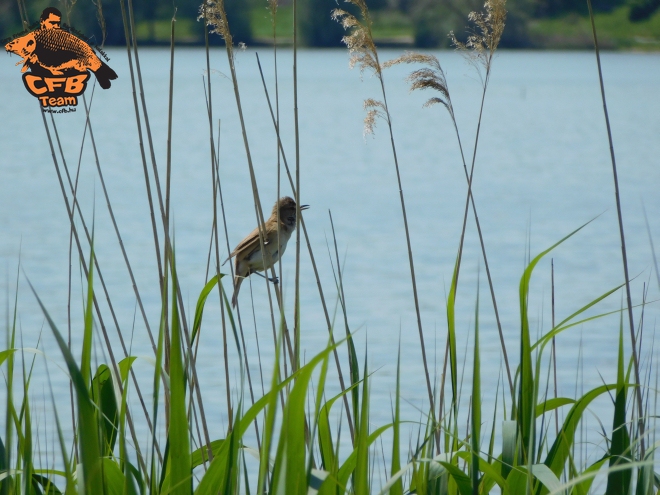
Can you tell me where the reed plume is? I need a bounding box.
[386,0,514,399]
[198,0,232,45]
[332,2,386,136]
[383,52,451,112]
[450,0,507,83]
[334,0,437,430]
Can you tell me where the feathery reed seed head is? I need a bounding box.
[363,98,386,137]
[198,0,232,44]
[332,6,380,77]
[450,0,506,76]
[384,51,451,111]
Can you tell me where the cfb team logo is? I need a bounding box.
[3,7,117,112]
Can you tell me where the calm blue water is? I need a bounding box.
[1,47,659,488]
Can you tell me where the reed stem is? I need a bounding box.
[586,0,644,457]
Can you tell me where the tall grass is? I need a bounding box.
[1,0,657,493]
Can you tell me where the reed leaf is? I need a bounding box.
[27,279,104,492]
[168,258,192,495]
[435,459,473,495]
[91,364,119,456]
[543,383,617,478]
[276,344,330,494]
[389,343,403,495]
[353,353,370,495]
[454,451,507,492]
[472,289,481,495]
[519,218,596,464]
[80,247,95,388]
[605,321,631,495]
[191,274,222,345]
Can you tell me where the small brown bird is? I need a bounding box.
[228,196,309,307]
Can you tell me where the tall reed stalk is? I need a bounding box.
[586,0,645,457]
[333,0,435,419]
[253,55,357,442]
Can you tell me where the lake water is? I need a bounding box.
[1,47,659,488]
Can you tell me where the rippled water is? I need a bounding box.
[1,47,659,485]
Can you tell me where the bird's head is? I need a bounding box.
[274,196,309,227]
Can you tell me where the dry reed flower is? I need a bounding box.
[268,0,278,16]
[333,0,389,136]
[331,1,380,78]
[363,98,386,137]
[449,0,506,80]
[198,0,233,46]
[384,52,452,112]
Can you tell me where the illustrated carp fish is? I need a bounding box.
[5,28,117,89]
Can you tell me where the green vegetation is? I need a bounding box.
[2,0,659,493]
[529,5,660,49]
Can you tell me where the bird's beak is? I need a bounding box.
[300,205,310,211]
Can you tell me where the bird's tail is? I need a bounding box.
[231,276,243,308]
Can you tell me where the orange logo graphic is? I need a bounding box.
[3,7,117,112]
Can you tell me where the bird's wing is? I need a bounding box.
[229,226,264,261]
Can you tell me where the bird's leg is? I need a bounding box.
[252,271,279,284]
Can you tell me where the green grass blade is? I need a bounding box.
[91,364,119,456]
[635,449,654,495]
[570,457,608,495]
[436,460,473,495]
[306,342,331,490]
[605,321,631,495]
[4,263,19,494]
[0,350,17,368]
[191,440,225,469]
[20,354,34,495]
[282,344,330,494]
[390,343,403,495]
[101,457,127,495]
[118,357,138,384]
[257,325,283,495]
[535,398,575,418]
[447,255,460,411]
[335,423,394,489]
[519,220,595,464]
[31,473,63,494]
[168,258,192,495]
[0,435,7,495]
[502,420,517,480]
[117,360,141,495]
[316,377,365,494]
[198,339,345,495]
[45,361,75,495]
[195,432,233,495]
[151,306,166,493]
[191,274,222,344]
[531,282,625,352]
[530,464,562,492]
[81,248,95,387]
[543,383,617,478]
[27,278,103,492]
[353,353,370,495]
[455,451,508,493]
[472,289,481,495]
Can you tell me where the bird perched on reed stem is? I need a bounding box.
[228,196,309,307]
